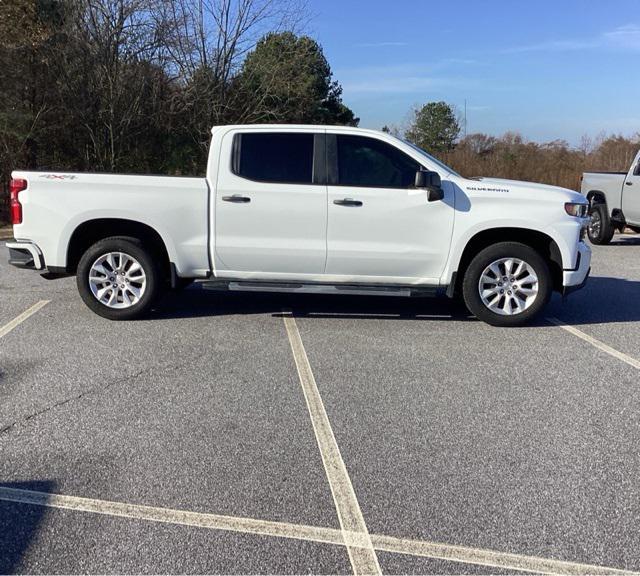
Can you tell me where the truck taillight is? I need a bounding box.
[9,178,27,225]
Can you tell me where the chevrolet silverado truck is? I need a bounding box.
[6,125,591,327]
[581,148,640,244]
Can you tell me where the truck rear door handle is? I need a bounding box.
[222,195,251,203]
[333,198,363,207]
[625,182,633,186]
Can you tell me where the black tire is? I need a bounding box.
[587,203,614,245]
[462,242,552,327]
[76,236,160,320]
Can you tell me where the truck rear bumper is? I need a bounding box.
[6,241,45,270]
[562,241,591,294]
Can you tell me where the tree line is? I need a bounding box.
[392,101,639,191]
[1,1,638,224]
[444,132,640,191]
[0,0,356,205]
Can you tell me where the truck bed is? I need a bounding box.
[11,171,211,277]
[581,171,626,209]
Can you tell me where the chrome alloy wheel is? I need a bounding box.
[89,252,146,309]
[478,257,539,316]
[588,209,601,239]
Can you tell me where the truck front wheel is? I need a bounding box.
[77,236,160,320]
[462,242,552,327]
[587,204,614,245]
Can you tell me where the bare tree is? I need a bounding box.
[0,0,61,194]
[154,0,306,159]
[58,0,172,170]
[159,0,306,81]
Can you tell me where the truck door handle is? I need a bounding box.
[625,182,633,186]
[333,198,363,207]
[222,195,251,203]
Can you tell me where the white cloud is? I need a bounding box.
[503,23,640,54]
[338,60,478,95]
[442,58,480,65]
[603,24,640,50]
[355,41,409,48]
[503,39,595,54]
[343,77,451,94]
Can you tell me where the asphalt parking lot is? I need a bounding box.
[1,235,640,575]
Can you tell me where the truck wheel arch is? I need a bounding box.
[451,228,563,296]
[586,190,625,236]
[66,218,171,280]
[586,190,607,207]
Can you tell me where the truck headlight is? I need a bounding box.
[565,202,589,218]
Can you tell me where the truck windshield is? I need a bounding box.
[400,139,461,178]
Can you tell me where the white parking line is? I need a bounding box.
[0,487,635,575]
[282,311,382,576]
[0,300,50,339]
[371,533,638,575]
[547,317,640,370]
[0,486,346,547]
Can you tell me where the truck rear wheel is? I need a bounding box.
[462,242,552,327]
[587,204,614,245]
[76,236,160,320]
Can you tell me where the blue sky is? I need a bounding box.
[308,0,640,143]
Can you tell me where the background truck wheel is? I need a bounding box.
[77,236,160,320]
[587,204,614,245]
[462,242,552,327]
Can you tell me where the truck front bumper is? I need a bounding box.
[562,241,591,295]
[6,241,46,270]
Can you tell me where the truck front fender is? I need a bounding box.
[442,220,576,291]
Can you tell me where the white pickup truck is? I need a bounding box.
[7,125,591,326]
[581,149,640,244]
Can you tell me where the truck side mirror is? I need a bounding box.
[415,170,444,202]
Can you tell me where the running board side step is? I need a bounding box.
[199,280,440,298]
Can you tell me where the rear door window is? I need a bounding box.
[234,133,315,184]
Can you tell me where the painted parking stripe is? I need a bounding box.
[547,317,640,370]
[0,486,347,547]
[370,533,637,575]
[0,487,635,575]
[282,311,382,576]
[0,300,50,339]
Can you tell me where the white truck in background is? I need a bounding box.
[7,124,591,327]
[581,149,640,244]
